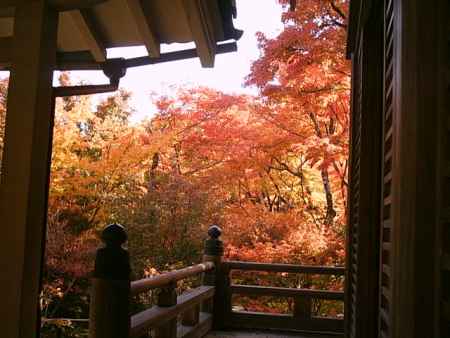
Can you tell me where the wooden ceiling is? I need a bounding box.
[0,0,242,70]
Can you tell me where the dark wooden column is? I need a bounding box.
[390,0,445,337]
[0,1,58,337]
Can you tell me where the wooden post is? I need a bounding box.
[202,225,229,329]
[89,224,131,338]
[0,1,58,337]
[294,275,312,320]
[154,282,177,338]
[294,296,312,320]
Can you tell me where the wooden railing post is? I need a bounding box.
[202,225,229,329]
[294,275,312,321]
[154,281,178,338]
[294,296,312,320]
[89,224,131,338]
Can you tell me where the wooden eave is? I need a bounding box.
[0,0,242,70]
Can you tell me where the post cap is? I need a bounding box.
[208,225,222,239]
[101,223,127,246]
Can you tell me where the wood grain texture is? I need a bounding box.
[0,2,58,337]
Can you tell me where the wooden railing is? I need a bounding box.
[88,224,344,338]
[223,261,345,335]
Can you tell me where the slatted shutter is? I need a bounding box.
[346,34,363,338]
[378,0,395,336]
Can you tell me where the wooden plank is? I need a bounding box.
[70,9,106,62]
[125,0,160,57]
[131,262,214,295]
[230,285,345,300]
[182,0,216,67]
[130,286,215,338]
[229,311,344,335]
[0,2,58,337]
[178,312,212,338]
[224,261,345,275]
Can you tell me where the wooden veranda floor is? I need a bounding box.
[207,331,340,338]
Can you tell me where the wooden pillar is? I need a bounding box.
[89,224,131,338]
[0,1,58,337]
[390,1,444,337]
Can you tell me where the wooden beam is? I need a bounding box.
[55,42,238,71]
[0,37,12,68]
[125,0,160,57]
[70,9,106,62]
[182,0,216,67]
[1,0,108,11]
[0,1,58,338]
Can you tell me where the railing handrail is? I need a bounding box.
[130,262,215,295]
[224,260,345,275]
[130,285,215,337]
[230,284,345,300]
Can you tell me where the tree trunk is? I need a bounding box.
[321,167,336,226]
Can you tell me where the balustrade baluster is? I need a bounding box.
[294,296,312,319]
[154,282,177,338]
[182,304,200,326]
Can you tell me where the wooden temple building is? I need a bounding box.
[346,0,450,337]
[0,0,449,337]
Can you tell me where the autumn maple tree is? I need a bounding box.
[246,0,350,226]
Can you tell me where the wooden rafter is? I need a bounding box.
[125,0,160,57]
[182,0,217,67]
[70,9,106,62]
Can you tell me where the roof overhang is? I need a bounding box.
[0,0,242,70]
